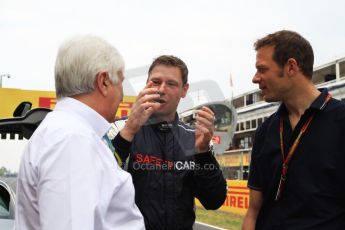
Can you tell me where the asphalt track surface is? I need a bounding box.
[194,221,226,230]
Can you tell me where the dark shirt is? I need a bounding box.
[248,89,345,230]
[113,116,227,230]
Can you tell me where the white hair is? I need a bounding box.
[54,35,125,98]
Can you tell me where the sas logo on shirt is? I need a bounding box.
[133,153,216,171]
[134,153,174,170]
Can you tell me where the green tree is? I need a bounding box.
[0,166,9,176]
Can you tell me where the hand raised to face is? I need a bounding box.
[194,106,215,153]
[120,82,162,141]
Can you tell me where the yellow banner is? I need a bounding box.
[216,153,251,167]
[0,88,135,119]
[196,180,249,215]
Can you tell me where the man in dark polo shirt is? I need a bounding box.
[242,30,345,230]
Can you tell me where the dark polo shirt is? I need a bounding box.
[248,89,345,230]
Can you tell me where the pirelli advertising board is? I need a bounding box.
[0,88,136,119]
[195,180,249,215]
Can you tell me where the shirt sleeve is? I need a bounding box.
[36,134,108,230]
[247,122,267,191]
[192,151,227,210]
[112,133,132,165]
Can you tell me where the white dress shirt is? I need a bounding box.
[15,97,145,230]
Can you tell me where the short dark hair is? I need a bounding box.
[148,55,188,85]
[254,30,314,78]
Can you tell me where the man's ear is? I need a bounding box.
[181,83,189,98]
[95,71,109,96]
[286,58,299,76]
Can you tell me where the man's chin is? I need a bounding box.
[263,95,279,103]
[153,110,166,117]
[152,110,176,121]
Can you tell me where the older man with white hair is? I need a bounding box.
[15,35,145,230]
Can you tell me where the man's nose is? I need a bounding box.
[158,83,167,93]
[252,73,260,84]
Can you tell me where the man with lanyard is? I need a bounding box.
[242,30,345,229]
